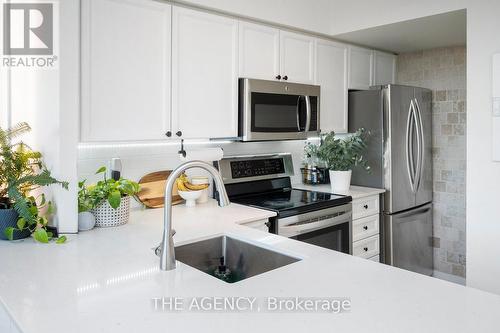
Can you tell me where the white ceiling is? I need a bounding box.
[332,9,466,54]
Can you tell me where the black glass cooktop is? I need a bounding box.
[230,188,352,218]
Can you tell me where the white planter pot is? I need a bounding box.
[78,212,96,231]
[91,196,131,227]
[329,170,352,194]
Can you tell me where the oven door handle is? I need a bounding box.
[279,212,352,237]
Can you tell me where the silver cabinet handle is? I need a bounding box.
[305,96,311,132]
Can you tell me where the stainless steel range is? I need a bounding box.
[215,153,353,254]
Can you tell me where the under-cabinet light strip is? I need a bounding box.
[78,140,234,149]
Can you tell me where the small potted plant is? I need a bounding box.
[77,180,96,231]
[0,122,68,243]
[316,129,370,193]
[82,167,140,227]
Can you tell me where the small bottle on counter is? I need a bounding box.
[306,165,313,184]
[311,166,318,184]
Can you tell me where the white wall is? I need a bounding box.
[327,0,466,35]
[5,0,79,233]
[464,3,500,295]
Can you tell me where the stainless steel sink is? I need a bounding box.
[175,236,301,283]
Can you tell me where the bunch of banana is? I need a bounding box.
[176,173,209,192]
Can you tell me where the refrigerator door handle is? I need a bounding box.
[393,204,432,218]
[413,98,425,192]
[405,100,417,193]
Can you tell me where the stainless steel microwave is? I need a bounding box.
[238,78,320,141]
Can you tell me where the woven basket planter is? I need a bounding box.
[91,196,131,228]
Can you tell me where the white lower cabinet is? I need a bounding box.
[353,234,380,259]
[172,7,239,139]
[352,195,381,261]
[315,39,348,134]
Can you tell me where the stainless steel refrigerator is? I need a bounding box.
[348,85,433,276]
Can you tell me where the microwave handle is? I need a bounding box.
[305,96,311,132]
[296,96,301,131]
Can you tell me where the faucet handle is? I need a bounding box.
[153,229,176,256]
[154,244,161,256]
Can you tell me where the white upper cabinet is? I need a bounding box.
[348,46,373,90]
[373,51,396,85]
[280,31,315,84]
[315,39,348,134]
[172,7,238,139]
[81,0,171,142]
[239,21,280,80]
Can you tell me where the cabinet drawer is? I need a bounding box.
[368,255,380,262]
[352,215,379,242]
[353,234,379,259]
[353,195,379,220]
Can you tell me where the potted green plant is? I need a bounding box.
[81,166,140,228]
[0,122,68,243]
[77,180,96,231]
[315,129,370,193]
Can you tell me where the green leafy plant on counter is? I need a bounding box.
[0,122,68,243]
[78,166,140,211]
[307,129,371,172]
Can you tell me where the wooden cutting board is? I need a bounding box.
[137,171,183,208]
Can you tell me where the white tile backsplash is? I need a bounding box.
[78,139,308,205]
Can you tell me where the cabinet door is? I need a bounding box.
[280,31,315,84]
[81,0,171,142]
[348,46,373,90]
[172,7,238,139]
[373,51,396,85]
[239,21,280,81]
[315,39,348,134]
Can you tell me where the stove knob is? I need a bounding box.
[363,226,368,230]
[363,247,368,252]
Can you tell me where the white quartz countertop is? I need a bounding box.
[293,183,385,200]
[1,199,500,333]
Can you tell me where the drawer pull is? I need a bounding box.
[364,204,369,209]
[363,247,368,252]
[363,226,368,230]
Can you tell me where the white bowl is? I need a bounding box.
[178,190,203,207]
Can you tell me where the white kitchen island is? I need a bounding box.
[1,199,499,333]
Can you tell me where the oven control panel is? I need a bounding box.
[217,153,294,184]
[230,158,285,179]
